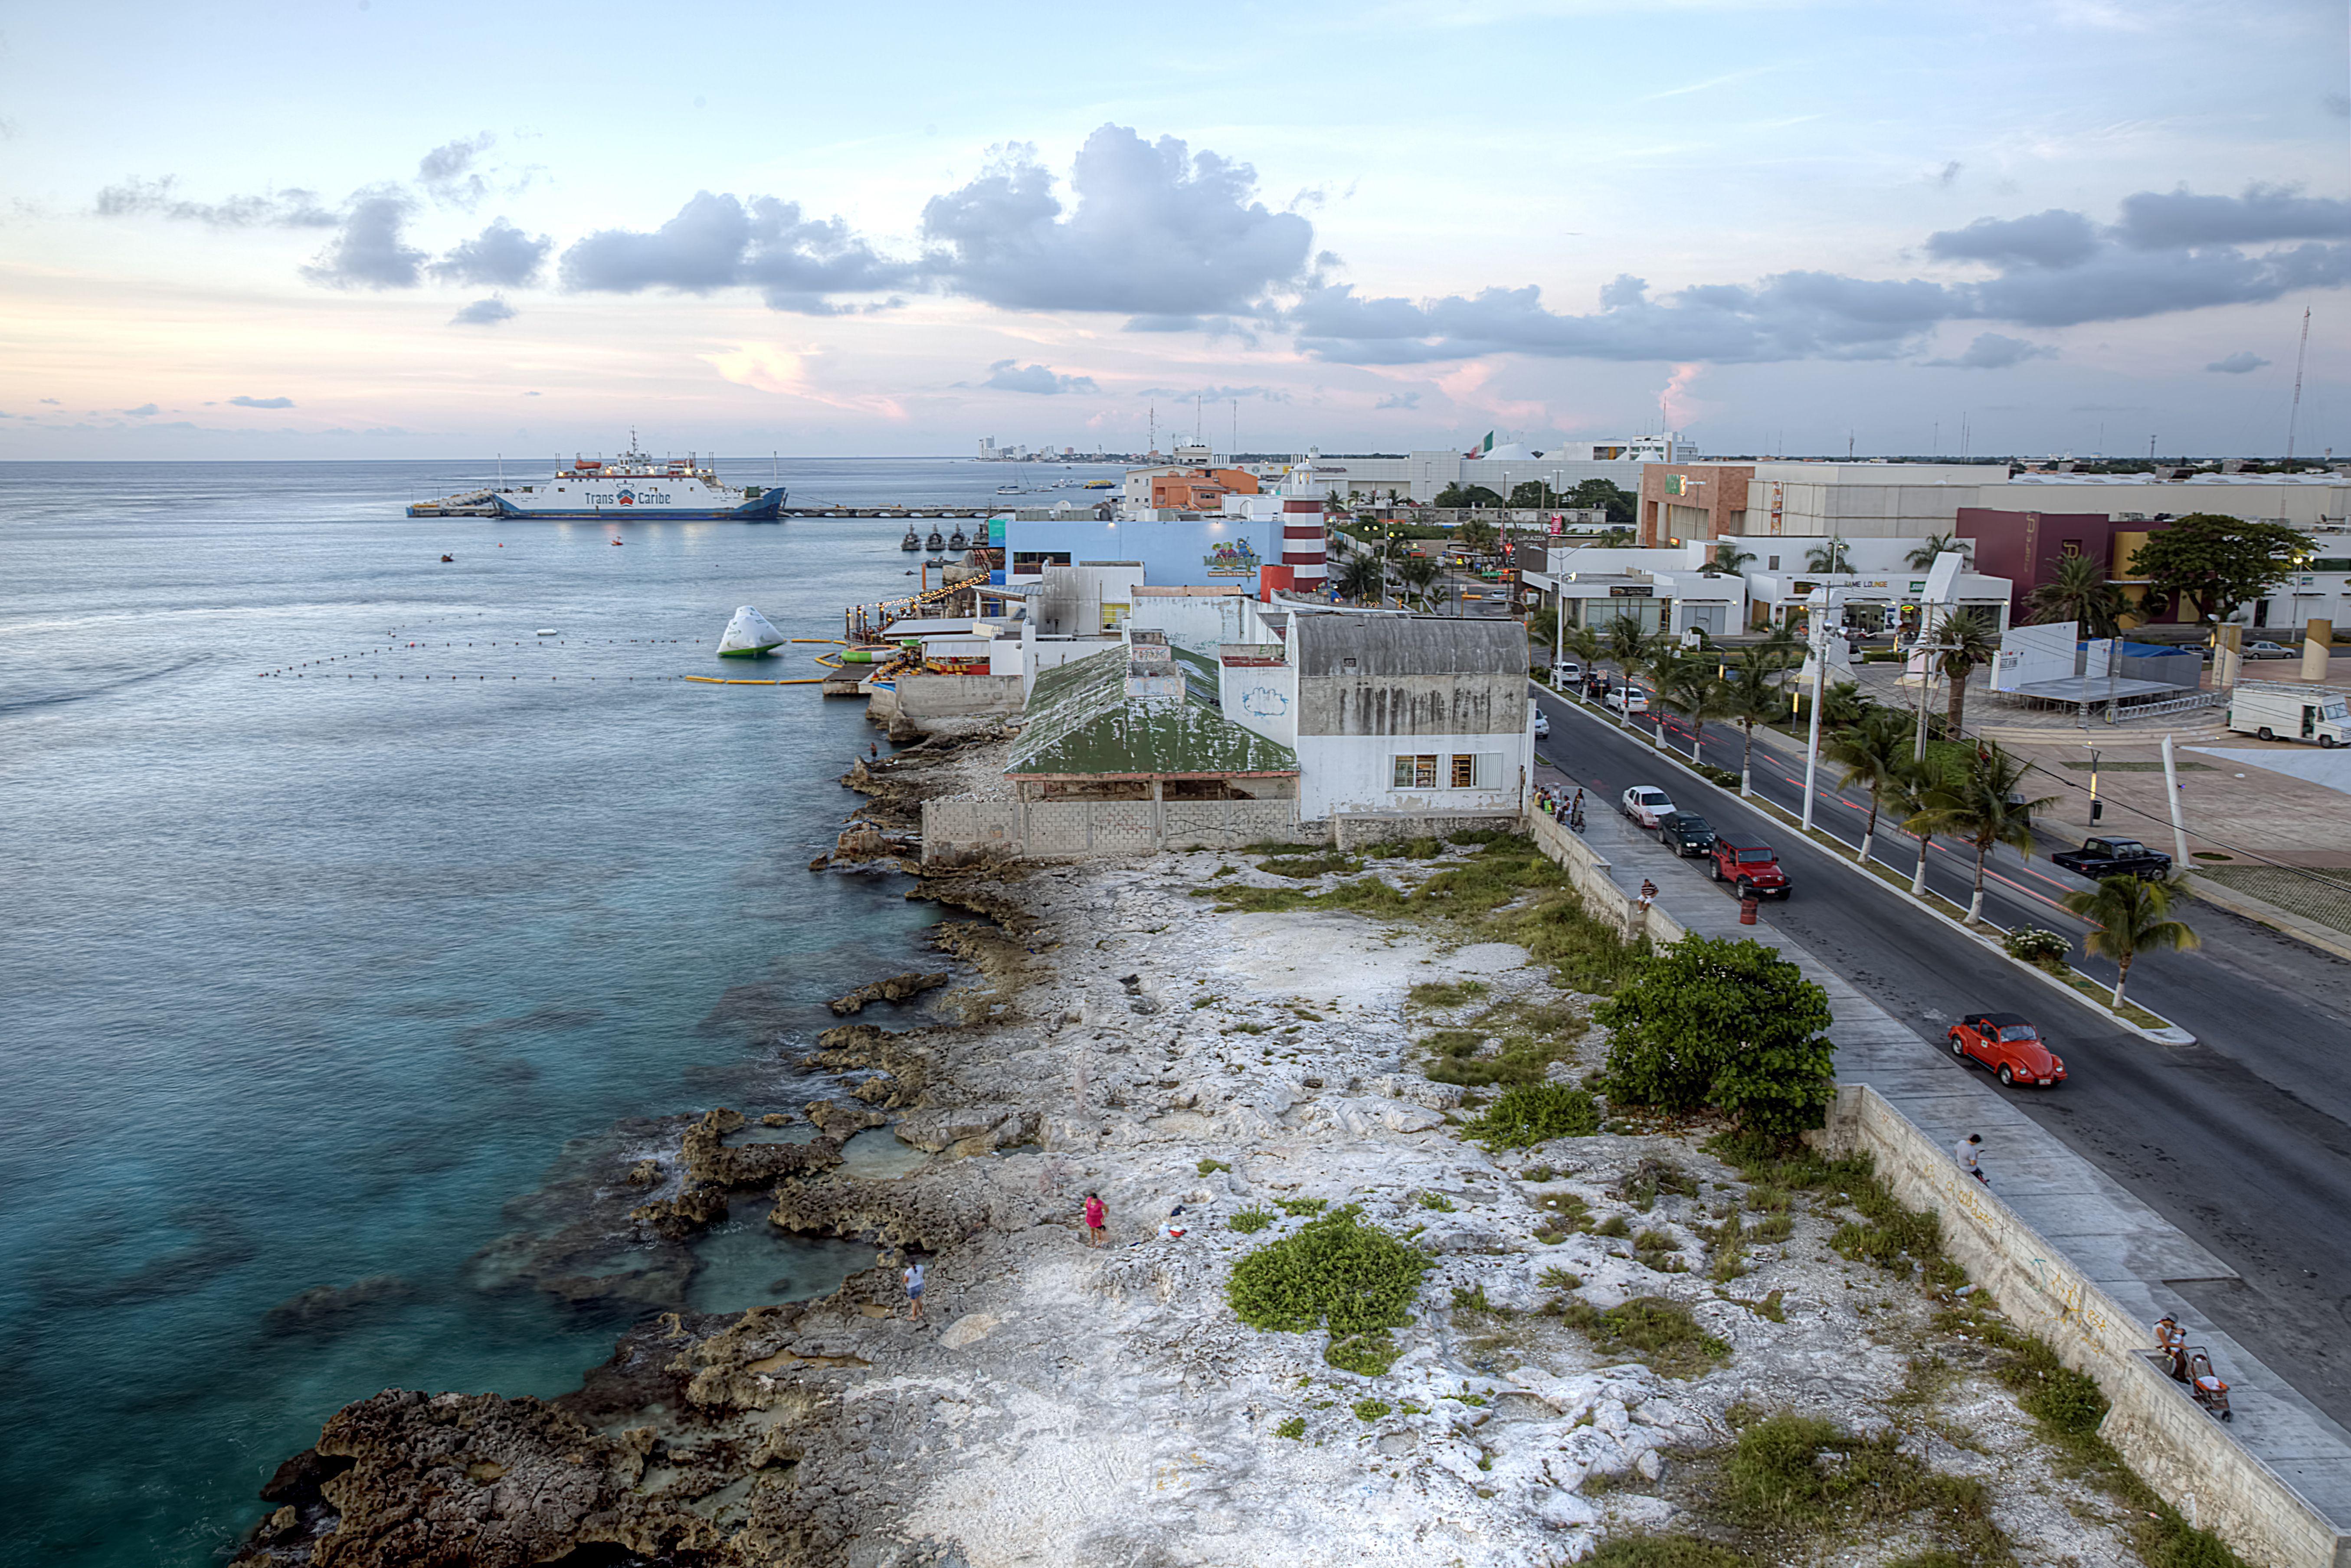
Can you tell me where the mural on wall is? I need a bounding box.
[1238,684,1290,718]
[1203,540,1262,578]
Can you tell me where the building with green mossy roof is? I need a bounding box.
[1005,634,1298,802]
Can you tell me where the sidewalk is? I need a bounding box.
[1533,757,2351,1529]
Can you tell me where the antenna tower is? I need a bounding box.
[2286,307,2312,462]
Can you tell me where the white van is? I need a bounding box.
[2226,683,2349,746]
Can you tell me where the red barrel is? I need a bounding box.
[1739,894,1760,926]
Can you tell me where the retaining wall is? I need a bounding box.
[888,673,1026,730]
[921,795,1300,864]
[1331,810,1525,850]
[1818,1084,2348,1568]
[1525,808,1685,946]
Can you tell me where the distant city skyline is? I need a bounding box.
[2,0,2345,460]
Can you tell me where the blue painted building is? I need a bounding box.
[993,513,1283,592]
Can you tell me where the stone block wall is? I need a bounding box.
[921,795,1300,864]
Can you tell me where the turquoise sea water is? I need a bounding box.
[0,459,1094,1566]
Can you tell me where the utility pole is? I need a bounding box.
[2286,307,2312,463]
[1801,587,1840,833]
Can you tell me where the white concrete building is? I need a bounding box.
[1518,537,2012,637]
[1744,462,1988,539]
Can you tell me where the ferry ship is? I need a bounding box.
[481,443,786,521]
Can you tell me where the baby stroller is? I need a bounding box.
[2184,1347,2231,1421]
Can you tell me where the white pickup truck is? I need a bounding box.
[2226,684,2348,747]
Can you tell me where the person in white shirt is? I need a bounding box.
[1955,1133,1987,1184]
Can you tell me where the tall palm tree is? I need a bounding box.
[2060,874,2199,1011]
[1936,609,2001,737]
[1905,534,1973,570]
[1396,555,1442,610]
[1752,620,1805,673]
[1336,551,1385,606]
[1719,657,1788,796]
[1459,517,1497,556]
[1892,753,1944,897]
[1657,656,1732,763]
[1902,744,2057,924]
[2026,554,2125,640]
[1822,707,1913,864]
[1706,541,1756,575]
[1603,615,1657,731]
[1804,537,1852,574]
[1563,622,1602,672]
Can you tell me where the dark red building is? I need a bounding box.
[1955,507,2184,625]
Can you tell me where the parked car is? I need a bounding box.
[1620,786,1676,828]
[1707,839,1789,897]
[1657,812,1716,857]
[1552,660,1583,687]
[1583,671,1612,701]
[1604,685,1651,716]
[2243,640,2294,660]
[2050,837,2173,881]
[1948,1011,2066,1088]
[1532,709,1551,739]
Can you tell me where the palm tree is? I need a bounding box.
[1804,537,1852,574]
[1822,707,1913,864]
[1459,517,1497,556]
[2060,874,2199,1011]
[1563,622,1601,673]
[1396,554,1442,610]
[1603,615,1658,731]
[1336,551,1385,606]
[1905,534,1973,570]
[1752,620,1805,673]
[1657,656,1732,763]
[1936,609,2001,737]
[1719,657,1788,796]
[1706,541,1756,575]
[1902,744,2058,924]
[1599,525,1636,547]
[2026,555,2125,640]
[1892,754,1944,897]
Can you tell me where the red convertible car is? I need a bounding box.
[1948,1012,2066,1088]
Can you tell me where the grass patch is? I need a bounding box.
[1197,1158,1231,1175]
[1259,852,1359,879]
[1539,1265,1584,1291]
[1553,1293,1730,1379]
[1415,1191,1456,1211]
[1274,1197,1328,1217]
[1584,1539,1744,1568]
[1593,1213,1632,1238]
[1228,1206,1274,1233]
[1352,1398,1392,1422]
[1274,1415,1306,1440]
[1226,1205,1435,1378]
[1189,994,1221,1009]
[1721,1413,2014,1568]
[1457,1082,1600,1148]
[1408,978,1489,1008]
[1623,1157,1699,1212]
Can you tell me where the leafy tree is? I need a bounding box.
[1568,478,1637,526]
[1822,707,1913,864]
[1706,541,1757,575]
[1598,937,1837,1136]
[1904,533,1972,570]
[1336,551,1385,606]
[2126,512,2308,624]
[1934,609,2001,736]
[1457,517,1498,555]
[1902,744,2057,923]
[1599,525,1637,547]
[1434,482,1505,509]
[1802,537,1853,574]
[1719,657,1789,795]
[1507,479,1559,509]
[1818,679,1868,733]
[2026,554,2125,639]
[2060,874,2199,1011]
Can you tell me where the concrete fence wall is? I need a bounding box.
[1818,1084,2348,1568]
[1524,808,1685,947]
[888,673,1027,730]
[1331,810,1525,850]
[921,794,1300,864]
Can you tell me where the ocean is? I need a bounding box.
[0,458,1115,1567]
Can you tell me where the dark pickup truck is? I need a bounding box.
[1657,812,1717,857]
[2050,837,2173,881]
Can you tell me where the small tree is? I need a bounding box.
[1336,551,1385,606]
[1903,744,2057,923]
[1598,937,1837,1136]
[2026,554,2125,639]
[1658,656,1732,762]
[1822,707,1913,864]
[2060,874,2199,1011]
[1720,656,1789,795]
[1707,541,1757,575]
[1905,533,1972,571]
[1563,622,1602,671]
[1935,609,2001,737]
[2126,512,2308,625]
[1396,554,1442,610]
[1804,537,1852,574]
[1603,615,1657,731]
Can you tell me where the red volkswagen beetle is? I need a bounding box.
[1948,1012,2066,1088]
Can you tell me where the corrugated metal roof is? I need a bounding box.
[1007,645,1297,778]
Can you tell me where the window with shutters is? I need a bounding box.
[1392,754,1438,789]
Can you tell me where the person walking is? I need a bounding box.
[901,1254,926,1322]
[1082,1191,1106,1247]
[1955,1133,1988,1185]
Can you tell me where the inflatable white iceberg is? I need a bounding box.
[717,605,784,658]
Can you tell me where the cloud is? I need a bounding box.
[93,175,337,228]
[921,124,1313,319]
[1969,241,2349,326]
[450,297,516,326]
[1926,209,2101,269]
[1923,332,2056,369]
[227,395,295,408]
[301,194,426,289]
[418,133,494,207]
[560,192,913,313]
[1937,161,1963,188]
[980,359,1097,394]
[704,343,907,417]
[1137,383,1292,402]
[2205,351,2270,373]
[40,398,59,404]
[2114,183,2351,249]
[120,403,159,416]
[435,217,552,286]
[1375,390,1422,410]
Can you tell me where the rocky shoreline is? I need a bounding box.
[232,730,2170,1568]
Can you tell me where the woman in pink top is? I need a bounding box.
[1082,1192,1105,1246]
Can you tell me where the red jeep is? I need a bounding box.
[1708,840,1789,897]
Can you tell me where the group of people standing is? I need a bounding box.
[1535,785,1585,833]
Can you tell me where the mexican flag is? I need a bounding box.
[1466,431,1494,458]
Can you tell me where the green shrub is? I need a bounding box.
[1584,1537,1744,1568]
[1260,852,1358,879]
[1226,1205,1435,1375]
[1197,1158,1231,1175]
[1274,1415,1306,1440]
[1593,1213,1632,1238]
[1324,1329,1400,1376]
[1408,979,1489,1008]
[1416,1191,1456,1211]
[2003,926,2072,968]
[1539,1265,1583,1290]
[1275,1197,1328,1217]
[1572,1295,1730,1378]
[1352,1398,1392,1422]
[1458,1083,1600,1148]
[1599,937,1836,1136]
[1228,1206,1274,1233]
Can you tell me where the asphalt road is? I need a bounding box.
[1532,679,2351,1427]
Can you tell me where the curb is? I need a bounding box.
[2184,873,2351,966]
[1538,683,2199,1045]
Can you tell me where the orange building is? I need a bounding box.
[1150,467,1260,511]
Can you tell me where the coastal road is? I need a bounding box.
[1531,680,2351,1427]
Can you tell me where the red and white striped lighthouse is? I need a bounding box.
[1276,450,1327,591]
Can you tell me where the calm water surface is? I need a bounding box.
[0,459,1070,1566]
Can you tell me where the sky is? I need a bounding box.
[1,0,2346,461]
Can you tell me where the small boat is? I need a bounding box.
[925,528,945,550]
[534,628,559,637]
[995,485,1021,494]
[717,605,785,658]
[610,538,624,546]
[946,524,969,550]
[900,527,921,551]
[440,553,454,563]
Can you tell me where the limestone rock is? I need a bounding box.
[805,1100,887,1137]
[826,970,949,1015]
